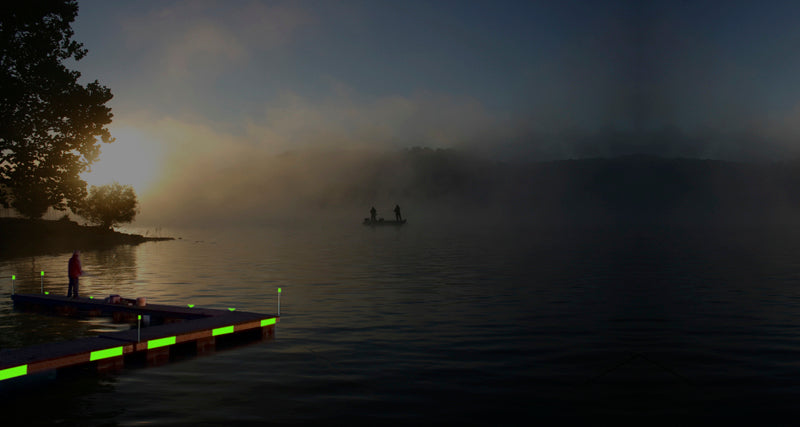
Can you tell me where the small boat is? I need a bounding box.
[363,218,407,226]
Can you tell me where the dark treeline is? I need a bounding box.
[0,217,173,259]
[317,147,800,225]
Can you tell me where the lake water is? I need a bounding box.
[2,221,800,424]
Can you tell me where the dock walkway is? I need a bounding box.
[0,294,279,382]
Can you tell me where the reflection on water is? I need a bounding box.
[0,245,142,349]
[0,245,139,300]
[2,223,800,422]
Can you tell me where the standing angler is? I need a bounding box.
[67,250,83,298]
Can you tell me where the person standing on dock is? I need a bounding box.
[370,206,377,222]
[67,250,83,298]
[394,204,402,221]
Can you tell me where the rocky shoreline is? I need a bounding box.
[0,217,173,259]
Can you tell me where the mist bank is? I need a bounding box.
[138,147,800,228]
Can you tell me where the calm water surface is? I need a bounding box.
[2,222,800,423]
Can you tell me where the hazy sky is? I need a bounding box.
[64,0,800,224]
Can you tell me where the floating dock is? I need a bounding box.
[0,293,279,382]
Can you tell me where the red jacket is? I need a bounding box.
[68,256,82,279]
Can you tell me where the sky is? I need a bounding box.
[64,0,800,225]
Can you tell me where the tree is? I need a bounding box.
[0,1,114,218]
[80,183,138,230]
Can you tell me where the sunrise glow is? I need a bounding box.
[81,127,164,196]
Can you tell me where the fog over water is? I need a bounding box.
[8,0,800,423]
[130,148,800,231]
[67,1,800,229]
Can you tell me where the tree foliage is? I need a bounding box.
[80,182,138,229]
[0,0,114,218]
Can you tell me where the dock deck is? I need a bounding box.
[0,293,279,382]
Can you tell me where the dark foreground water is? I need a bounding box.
[2,221,800,424]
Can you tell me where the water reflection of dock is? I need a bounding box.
[0,294,279,382]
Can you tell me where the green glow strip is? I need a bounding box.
[212,325,234,336]
[228,307,236,311]
[0,365,27,381]
[11,275,15,280]
[90,346,123,361]
[261,318,276,327]
[278,288,282,293]
[40,271,44,276]
[44,291,49,295]
[147,336,176,349]
[187,304,195,308]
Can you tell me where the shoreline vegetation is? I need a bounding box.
[0,217,173,259]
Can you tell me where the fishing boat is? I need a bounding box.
[363,218,407,226]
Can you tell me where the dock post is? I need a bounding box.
[40,271,44,294]
[11,275,15,295]
[147,346,171,366]
[96,356,125,373]
[278,287,282,316]
[196,336,216,355]
[137,315,141,342]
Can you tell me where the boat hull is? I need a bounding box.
[363,219,407,226]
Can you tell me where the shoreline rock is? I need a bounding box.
[0,217,174,259]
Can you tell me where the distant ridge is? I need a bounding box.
[136,146,800,227]
[354,149,800,225]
